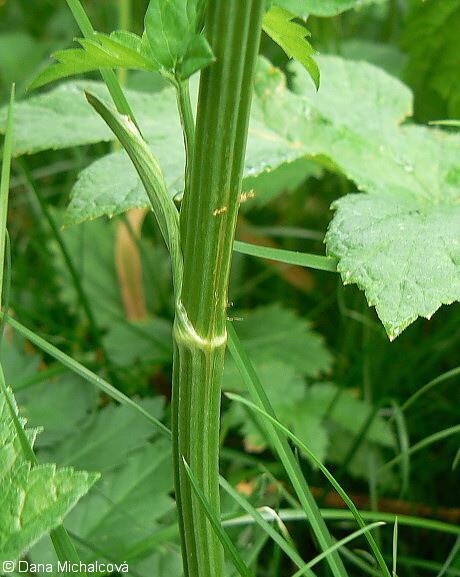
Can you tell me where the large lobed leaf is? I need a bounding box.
[0,388,98,563]
[260,57,460,338]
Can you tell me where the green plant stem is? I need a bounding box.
[172,2,266,576]
[117,0,131,91]
[175,79,195,194]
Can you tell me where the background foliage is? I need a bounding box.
[0,0,459,575]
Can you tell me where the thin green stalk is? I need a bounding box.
[172,3,266,577]
[175,79,195,194]
[65,0,141,133]
[234,241,339,273]
[362,315,380,534]
[2,313,170,438]
[436,536,460,577]
[219,476,313,576]
[118,0,132,85]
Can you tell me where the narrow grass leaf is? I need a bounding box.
[236,509,459,536]
[429,120,460,127]
[227,323,350,577]
[219,476,312,575]
[391,402,410,496]
[400,367,460,413]
[234,241,338,272]
[392,517,398,577]
[0,86,14,306]
[2,314,171,438]
[226,390,391,577]
[292,522,385,577]
[182,459,255,577]
[380,425,460,473]
[436,536,460,577]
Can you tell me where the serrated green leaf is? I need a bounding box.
[0,387,98,563]
[226,305,333,378]
[29,32,156,92]
[2,325,95,448]
[144,0,214,80]
[281,57,460,337]
[263,6,319,89]
[223,305,332,456]
[325,184,460,339]
[17,373,96,448]
[30,440,176,575]
[103,319,173,367]
[307,383,394,447]
[46,399,164,472]
[67,439,174,556]
[3,56,459,337]
[50,216,125,328]
[340,40,407,79]
[272,0,384,17]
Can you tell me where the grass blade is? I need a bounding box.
[391,402,410,496]
[292,522,385,577]
[380,425,460,473]
[436,536,460,577]
[182,459,255,577]
[2,313,171,438]
[227,323,350,577]
[0,86,14,306]
[234,241,338,272]
[226,389,391,577]
[224,508,460,536]
[392,517,398,577]
[219,476,313,576]
[400,367,460,413]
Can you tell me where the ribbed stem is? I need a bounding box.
[172,2,266,576]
